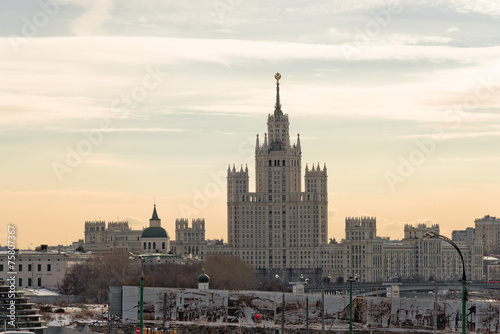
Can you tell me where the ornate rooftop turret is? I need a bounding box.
[142,204,168,238]
[255,134,260,154]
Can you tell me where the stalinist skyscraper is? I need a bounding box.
[227,73,328,270]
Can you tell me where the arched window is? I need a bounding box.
[143,242,146,250]
[153,242,156,249]
[148,242,151,249]
[162,242,165,249]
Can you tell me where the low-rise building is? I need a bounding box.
[0,248,89,290]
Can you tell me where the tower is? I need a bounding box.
[227,73,328,270]
[140,204,170,253]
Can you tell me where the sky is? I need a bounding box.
[1,0,499,249]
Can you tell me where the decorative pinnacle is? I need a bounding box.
[275,72,281,83]
[274,72,282,117]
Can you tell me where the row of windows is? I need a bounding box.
[0,264,51,272]
[17,277,42,287]
[143,242,166,250]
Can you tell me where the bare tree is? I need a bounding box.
[203,254,259,290]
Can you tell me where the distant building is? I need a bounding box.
[452,227,475,242]
[227,73,328,271]
[382,223,483,282]
[475,215,500,255]
[83,204,171,254]
[84,220,142,254]
[170,218,206,260]
[140,204,170,253]
[0,248,89,290]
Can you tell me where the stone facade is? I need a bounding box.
[475,215,500,255]
[227,74,327,270]
[170,218,206,260]
[0,249,89,290]
[84,220,142,253]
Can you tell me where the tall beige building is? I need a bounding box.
[475,215,500,255]
[227,73,328,270]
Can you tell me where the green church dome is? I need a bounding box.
[197,270,210,283]
[141,226,168,238]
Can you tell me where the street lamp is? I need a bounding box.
[347,274,359,334]
[275,274,285,334]
[139,257,144,334]
[300,275,310,334]
[424,231,466,334]
[131,254,160,334]
[322,274,331,334]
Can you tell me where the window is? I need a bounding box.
[47,264,51,272]
[19,264,22,272]
[37,264,42,271]
[162,242,165,249]
[19,278,22,287]
[0,264,3,271]
[38,278,42,287]
[28,264,32,272]
[28,278,32,287]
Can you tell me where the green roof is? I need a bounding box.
[141,226,168,238]
[197,270,210,283]
[151,204,160,220]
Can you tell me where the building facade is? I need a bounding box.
[84,220,142,253]
[452,227,476,242]
[170,218,207,260]
[475,215,500,255]
[227,73,327,271]
[140,204,170,253]
[0,249,89,290]
[381,223,483,282]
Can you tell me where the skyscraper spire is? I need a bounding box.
[274,72,282,117]
[255,134,260,154]
[297,133,301,154]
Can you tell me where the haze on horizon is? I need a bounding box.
[1,0,499,249]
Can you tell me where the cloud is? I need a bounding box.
[427,156,500,162]
[446,27,460,33]
[403,131,500,140]
[71,0,115,36]
[64,127,191,133]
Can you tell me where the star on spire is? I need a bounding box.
[274,72,283,117]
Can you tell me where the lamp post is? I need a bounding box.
[424,231,466,334]
[275,274,285,334]
[139,258,144,334]
[347,274,359,334]
[322,274,331,334]
[300,276,309,334]
[131,254,161,334]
